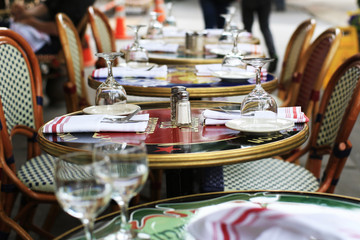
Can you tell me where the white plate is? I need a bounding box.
[225,118,294,133]
[211,70,256,80]
[83,104,140,116]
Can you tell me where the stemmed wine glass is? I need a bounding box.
[146,11,164,39]
[221,28,246,70]
[95,52,127,106]
[93,141,149,239]
[240,57,277,117]
[219,13,233,43]
[126,25,149,64]
[164,2,176,26]
[54,152,112,240]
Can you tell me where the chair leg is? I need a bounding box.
[150,169,163,201]
[42,203,60,233]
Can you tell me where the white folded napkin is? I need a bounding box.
[203,106,309,125]
[136,40,179,52]
[42,114,149,133]
[92,65,168,79]
[162,26,187,37]
[205,29,253,39]
[195,63,267,77]
[205,43,263,55]
[187,201,360,240]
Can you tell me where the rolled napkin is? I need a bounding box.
[187,201,360,240]
[203,106,309,125]
[42,114,149,133]
[205,43,263,55]
[92,65,168,79]
[195,63,267,77]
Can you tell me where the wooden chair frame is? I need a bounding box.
[0,28,56,239]
[290,27,342,119]
[56,13,90,113]
[287,53,360,193]
[278,19,316,105]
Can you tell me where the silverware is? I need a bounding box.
[145,65,156,71]
[101,107,142,123]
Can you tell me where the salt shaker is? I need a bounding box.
[171,86,186,124]
[176,90,192,127]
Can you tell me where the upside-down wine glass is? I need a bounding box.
[240,57,277,117]
[93,141,149,239]
[95,52,127,106]
[147,11,164,39]
[219,13,233,43]
[54,152,112,240]
[221,28,246,70]
[126,25,149,64]
[164,2,176,26]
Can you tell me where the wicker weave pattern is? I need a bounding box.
[65,26,82,97]
[94,15,112,52]
[0,44,35,135]
[317,67,360,146]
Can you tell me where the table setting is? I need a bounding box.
[54,191,360,240]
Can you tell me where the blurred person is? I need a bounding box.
[199,0,234,29]
[1,0,95,54]
[241,0,278,72]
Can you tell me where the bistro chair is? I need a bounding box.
[0,28,57,239]
[202,53,360,194]
[56,13,91,113]
[288,27,341,118]
[87,6,118,68]
[277,19,316,106]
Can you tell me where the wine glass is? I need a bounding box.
[219,13,233,43]
[146,11,164,39]
[93,141,149,239]
[164,2,176,27]
[126,25,149,64]
[240,57,277,117]
[54,152,112,240]
[221,28,247,70]
[95,52,127,106]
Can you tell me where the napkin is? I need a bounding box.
[205,29,253,39]
[126,40,179,53]
[91,65,168,79]
[42,114,149,133]
[162,26,187,37]
[195,63,267,78]
[187,201,360,240]
[205,43,263,55]
[203,106,309,125]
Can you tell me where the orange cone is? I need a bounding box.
[154,0,166,23]
[82,34,95,67]
[114,0,129,39]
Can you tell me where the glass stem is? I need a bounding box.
[255,66,262,87]
[82,218,95,240]
[232,32,239,54]
[114,197,131,233]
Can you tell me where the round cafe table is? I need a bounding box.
[54,190,360,240]
[88,65,278,98]
[38,101,308,169]
[38,101,308,198]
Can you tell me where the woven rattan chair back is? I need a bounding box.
[291,28,341,118]
[0,28,56,239]
[87,6,117,68]
[278,19,316,104]
[56,13,90,113]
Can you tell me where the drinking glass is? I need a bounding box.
[95,52,127,106]
[146,11,164,39]
[164,2,176,26]
[93,141,149,239]
[240,58,277,117]
[221,29,246,70]
[219,13,233,43]
[126,25,149,64]
[54,152,112,240]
